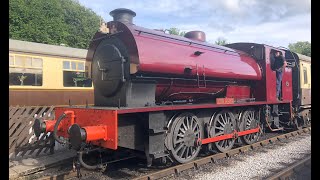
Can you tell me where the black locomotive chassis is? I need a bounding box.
[115,102,295,163]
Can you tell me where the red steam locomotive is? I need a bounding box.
[34,8,311,168]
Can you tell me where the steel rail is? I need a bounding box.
[27,127,310,180]
[133,127,311,180]
[265,156,311,180]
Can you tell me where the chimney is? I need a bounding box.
[109,8,136,24]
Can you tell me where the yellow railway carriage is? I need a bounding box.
[297,53,311,106]
[284,51,311,126]
[9,39,93,106]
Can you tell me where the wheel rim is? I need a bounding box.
[169,113,202,163]
[240,109,260,145]
[210,111,236,152]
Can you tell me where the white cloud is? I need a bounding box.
[78,0,311,47]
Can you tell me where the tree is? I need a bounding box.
[167,28,186,36]
[215,37,228,46]
[9,0,102,49]
[288,41,311,57]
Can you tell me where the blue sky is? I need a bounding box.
[78,0,311,48]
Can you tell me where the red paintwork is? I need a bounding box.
[282,67,293,101]
[83,126,107,142]
[201,132,234,144]
[52,108,118,150]
[87,22,263,101]
[64,111,75,125]
[130,27,262,100]
[237,127,260,136]
[44,120,56,132]
[133,34,262,80]
[201,126,260,144]
[226,85,251,99]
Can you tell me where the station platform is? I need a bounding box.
[9,149,76,179]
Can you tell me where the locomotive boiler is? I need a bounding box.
[33,8,310,170]
[88,8,262,107]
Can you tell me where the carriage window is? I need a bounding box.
[63,60,92,87]
[77,62,84,71]
[63,61,70,69]
[9,55,43,86]
[303,67,308,84]
[9,55,14,65]
[71,61,77,70]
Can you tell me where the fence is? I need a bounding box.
[9,106,56,160]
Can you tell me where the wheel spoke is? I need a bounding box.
[220,114,226,124]
[192,123,197,131]
[189,117,194,128]
[215,126,224,131]
[185,117,190,129]
[185,147,190,158]
[174,138,184,145]
[217,118,225,127]
[180,128,186,134]
[179,146,187,157]
[250,112,254,120]
[215,131,224,136]
[225,140,229,147]
[224,113,228,124]
[191,147,195,155]
[174,143,184,152]
[182,121,188,131]
[222,140,226,147]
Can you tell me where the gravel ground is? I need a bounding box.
[27,132,310,180]
[169,133,311,180]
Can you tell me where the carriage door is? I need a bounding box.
[300,62,311,105]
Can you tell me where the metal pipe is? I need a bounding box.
[53,113,69,145]
[78,150,103,170]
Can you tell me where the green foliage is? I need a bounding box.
[288,41,311,57]
[9,0,102,49]
[167,28,186,36]
[215,37,228,46]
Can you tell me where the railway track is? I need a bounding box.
[134,127,311,180]
[265,156,311,180]
[22,127,310,180]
